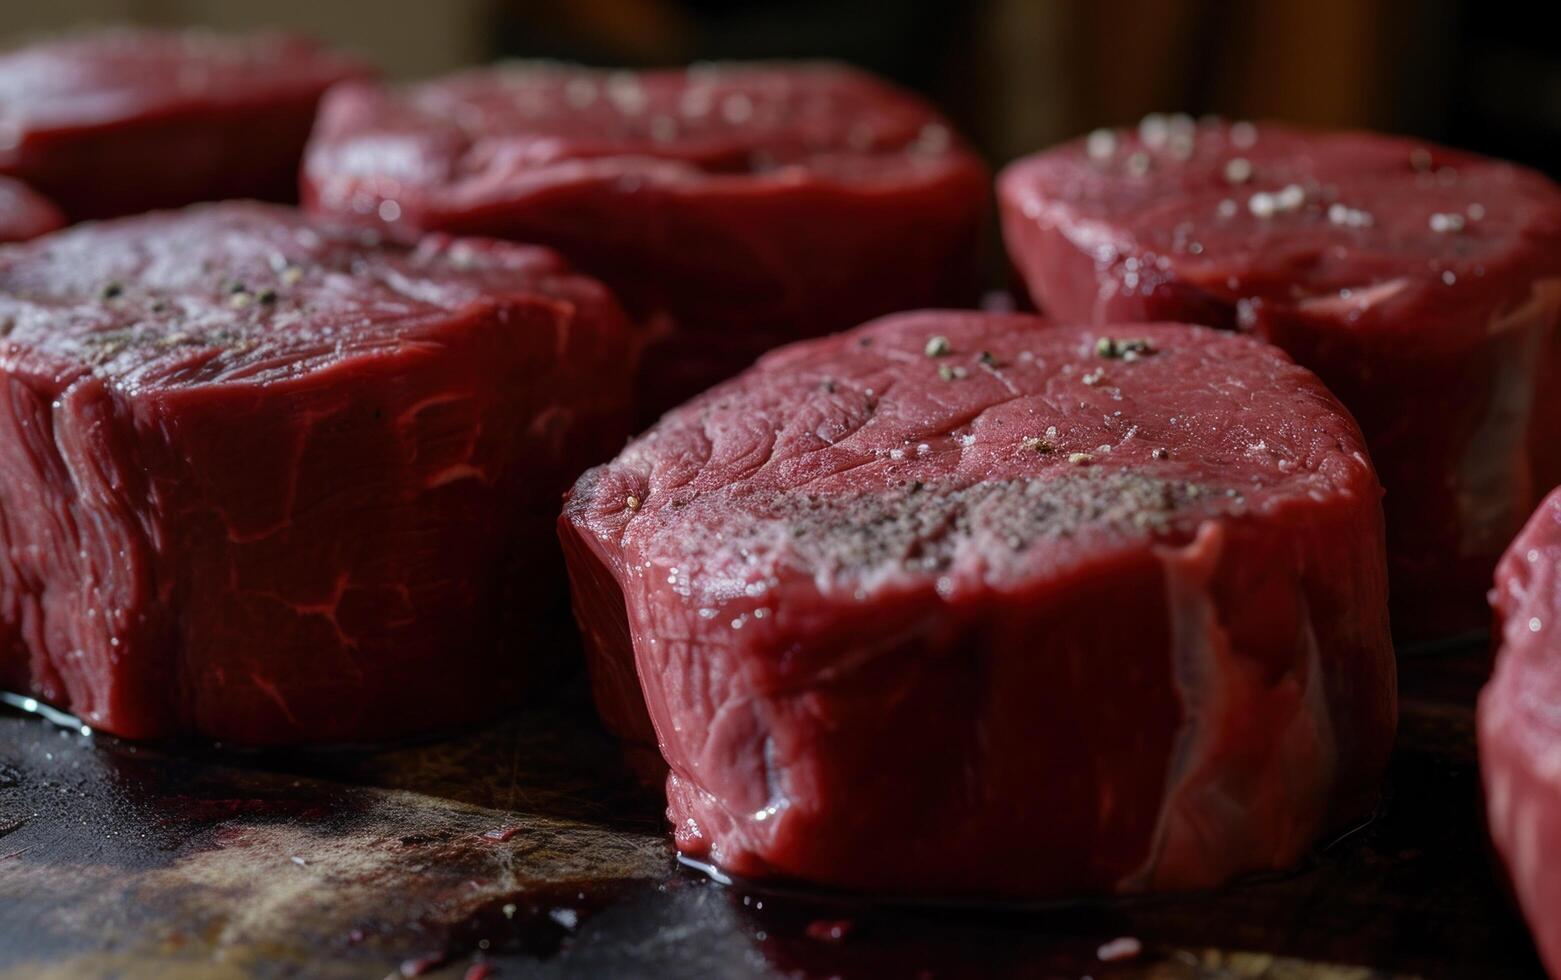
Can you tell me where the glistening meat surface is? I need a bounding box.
[561,311,1396,898]
[999,119,1561,640]
[303,61,987,421]
[1480,487,1561,978]
[0,202,633,744]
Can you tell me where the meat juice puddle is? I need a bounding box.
[376,879,657,976]
[665,814,1384,976]
[676,808,1378,913]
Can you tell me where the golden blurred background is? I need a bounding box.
[2,0,1556,174]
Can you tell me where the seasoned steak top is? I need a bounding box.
[1001,119,1561,338]
[0,202,622,389]
[568,311,1379,601]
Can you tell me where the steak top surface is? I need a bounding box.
[0,201,622,392]
[1000,119,1561,349]
[0,29,367,150]
[568,311,1379,606]
[306,61,980,208]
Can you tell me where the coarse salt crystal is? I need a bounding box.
[1086,128,1117,161]
[1097,937,1142,962]
[1138,112,1169,148]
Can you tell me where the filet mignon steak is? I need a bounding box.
[560,310,1396,897]
[999,118,1561,641]
[0,29,370,220]
[0,176,62,242]
[1480,487,1561,977]
[302,62,988,422]
[0,202,633,744]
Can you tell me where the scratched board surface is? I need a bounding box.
[0,653,1545,980]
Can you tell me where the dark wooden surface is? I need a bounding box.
[0,651,1544,980]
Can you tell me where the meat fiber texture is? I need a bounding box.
[303,61,988,423]
[0,176,63,242]
[999,118,1561,642]
[1481,487,1561,978]
[559,310,1397,898]
[0,29,371,221]
[0,202,633,744]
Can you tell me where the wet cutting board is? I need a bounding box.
[0,651,1545,980]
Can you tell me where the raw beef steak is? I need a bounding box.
[303,61,987,422]
[0,29,370,220]
[1480,487,1561,978]
[560,311,1396,897]
[999,119,1561,641]
[0,203,633,744]
[0,177,63,242]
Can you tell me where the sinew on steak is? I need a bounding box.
[560,311,1396,897]
[0,29,370,220]
[303,61,987,421]
[0,176,63,242]
[999,118,1561,641]
[1480,487,1561,978]
[0,202,633,744]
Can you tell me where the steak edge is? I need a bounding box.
[1480,487,1561,977]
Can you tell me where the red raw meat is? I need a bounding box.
[302,62,987,422]
[0,29,370,220]
[1480,487,1561,977]
[0,176,63,241]
[560,311,1396,897]
[0,202,633,744]
[999,119,1561,641]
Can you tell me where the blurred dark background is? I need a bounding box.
[4,0,1558,175]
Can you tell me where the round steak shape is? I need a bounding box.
[304,61,988,421]
[560,310,1396,898]
[999,119,1561,640]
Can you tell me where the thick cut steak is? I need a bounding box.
[1480,487,1561,977]
[303,62,987,422]
[0,177,62,242]
[0,30,370,220]
[560,311,1396,897]
[0,203,633,744]
[999,119,1561,641]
